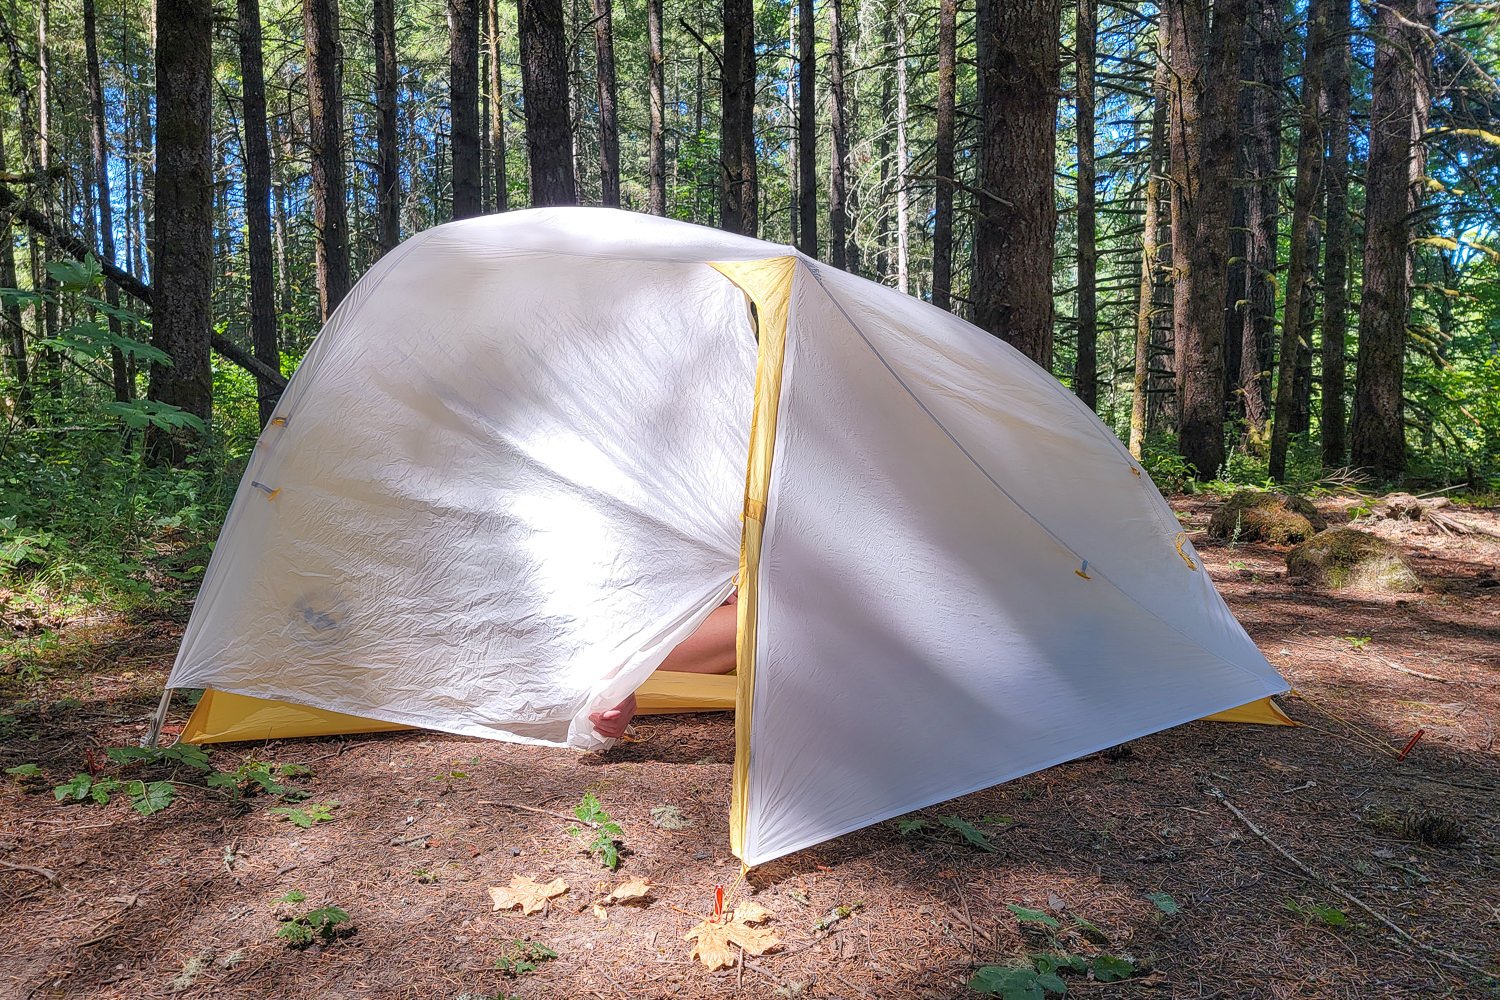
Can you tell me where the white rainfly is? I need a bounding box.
[164,208,1289,867]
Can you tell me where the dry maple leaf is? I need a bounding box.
[684,903,780,971]
[488,875,569,915]
[608,878,652,903]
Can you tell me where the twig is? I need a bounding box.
[477,800,597,829]
[0,858,59,884]
[1372,653,1447,683]
[1204,784,1492,979]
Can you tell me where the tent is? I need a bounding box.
[154,208,1291,867]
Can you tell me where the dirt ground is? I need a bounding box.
[2,495,1498,1000]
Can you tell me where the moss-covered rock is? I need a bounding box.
[1207,490,1328,545]
[1286,527,1422,593]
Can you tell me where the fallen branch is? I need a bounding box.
[0,183,287,393]
[478,800,598,829]
[1372,654,1447,683]
[1204,784,1492,980]
[0,858,60,883]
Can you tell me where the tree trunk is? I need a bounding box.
[1350,0,1433,479]
[592,0,620,206]
[1319,0,1350,466]
[84,0,132,403]
[450,0,482,218]
[36,0,58,391]
[1129,42,1169,459]
[148,0,214,465]
[1269,0,1323,481]
[0,95,28,419]
[1238,0,1280,451]
[796,0,816,255]
[1074,0,1098,409]
[489,0,508,211]
[931,0,956,310]
[236,0,279,423]
[519,0,576,205]
[973,0,1060,368]
[1163,0,1248,480]
[828,0,850,268]
[893,0,911,294]
[720,0,757,235]
[304,0,351,320]
[647,0,666,214]
[373,0,401,252]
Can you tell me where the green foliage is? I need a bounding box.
[269,800,340,828]
[1006,905,1060,929]
[52,772,174,813]
[275,894,352,948]
[5,762,42,779]
[894,812,1000,851]
[493,939,557,977]
[1140,435,1197,494]
[1284,899,1350,928]
[970,951,1137,997]
[1146,891,1180,916]
[1341,635,1371,651]
[569,792,626,870]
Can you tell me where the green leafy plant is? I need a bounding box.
[1006,904,1061,929]
[1146,891,1180,916]
[493,939,557,977]
[893,812,1000,852]
[569,792,625,870]
[1341,635,1371,651]
[269,800,340,828]
[1284,899,1350,929]
[970,951,1138,997]
[53,772,175,814]
[274,892,352,948]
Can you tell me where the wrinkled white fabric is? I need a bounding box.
[169,208,1287,864]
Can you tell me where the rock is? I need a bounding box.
[1285,528,1422,593]
[1207,490,1327,545]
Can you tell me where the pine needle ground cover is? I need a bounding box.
[1,494,1497,999]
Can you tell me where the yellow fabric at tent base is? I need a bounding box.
[177,671,742,745]
[177,684,1291,744]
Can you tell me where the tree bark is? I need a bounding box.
[519,0,576,205]
[647,0,666,214]
[373,0,402,252]
[1074,0,1098,409]
[84,0,132,403]
[1129,40,1169,459]
[149,0,214,465]
[974,0,1061,368]
[1319,0,1350,466]
[796,0,816,255]
[36,0,58,389]
[450,0,482,218]
[1350,0,1433,479]
[893,0,911,294]
[0,97,27,419]
[828,0,850,268]
[720,0,757,235]
[304,0,351,320]
[592,0,620,206]
[1164,0,1248,479]
[489,0,508,211]
[1238,0,1280,450]
[931,0,956,310]
[1269,0,1323,481]
[236,0,279,424]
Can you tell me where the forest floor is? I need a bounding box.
[1,494,1498,1000]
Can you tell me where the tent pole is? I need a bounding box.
[142,688,173,747]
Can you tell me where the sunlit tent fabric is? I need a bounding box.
[158,208,1291,867]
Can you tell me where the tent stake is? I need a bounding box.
[142,688,173,747]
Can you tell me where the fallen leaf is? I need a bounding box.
[685,906,780,971]
[609,878,653,903]
[488,875,568,915]
[593,903,609,922]
[650,804,692,830]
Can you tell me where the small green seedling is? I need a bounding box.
[270,799,340,828]
[569,793,625,870]
[1146,891,1180,916]
[1341,636,1371,651]
[494,939,557,977]
[275,896,352,948]
[1284,899,1349,928]
[893,813,999,852]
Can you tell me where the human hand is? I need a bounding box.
[589,693,637,739]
